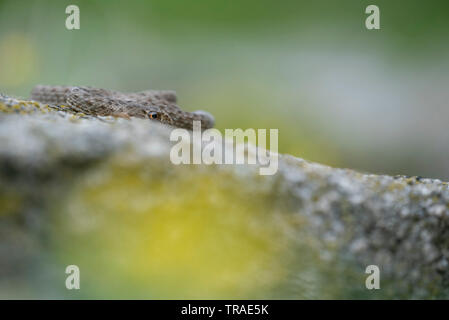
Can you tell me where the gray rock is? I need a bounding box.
[1,94,448,299]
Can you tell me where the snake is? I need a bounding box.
[30,85,215,130]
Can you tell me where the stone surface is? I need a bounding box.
[1,93,449,299]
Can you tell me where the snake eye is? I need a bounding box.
[148,112,158,119]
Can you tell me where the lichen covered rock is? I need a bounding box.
[1,94,448,299]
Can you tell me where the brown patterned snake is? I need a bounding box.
[30,85,215,130]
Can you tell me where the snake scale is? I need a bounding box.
[30,85,215,130]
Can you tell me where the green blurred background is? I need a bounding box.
[0,0,448,177]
